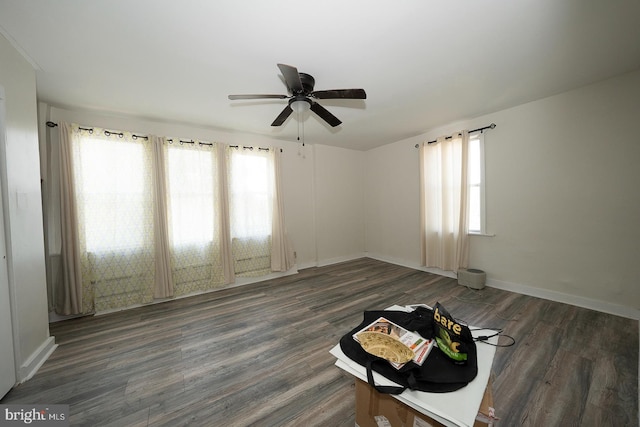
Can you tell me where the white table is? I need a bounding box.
[329,305,498,427]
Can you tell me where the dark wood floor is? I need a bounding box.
[2,258,638,426]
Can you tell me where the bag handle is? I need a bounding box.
[366,359,406,395]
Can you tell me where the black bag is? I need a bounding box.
[339,306,477,394]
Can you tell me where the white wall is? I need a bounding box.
[314,144,365,266]
[365,69,640,319]
[44,105,365,270]
[0,33,55,382]
[365,137,422,265]
[279,144,317,268]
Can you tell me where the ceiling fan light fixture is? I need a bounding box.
[291,99,311,114]
[228,63,365,128]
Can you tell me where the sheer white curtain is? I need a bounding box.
[56,122,83,314]
[52,123,294,314]
[164,139,227,295]
[419,131,470,272]
[71,125,156,313]
[227,147,274,276]
[151,135,173,299]
[228,147,273,239]
[227,146,293,276]
[271,148,294,272]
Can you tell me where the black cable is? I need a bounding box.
[465,325,517,347]
[475,332,515,347]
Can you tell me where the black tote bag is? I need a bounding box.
[339,307,477,394]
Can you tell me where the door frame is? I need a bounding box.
[0,85,17,398]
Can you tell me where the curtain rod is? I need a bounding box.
[46,121,149,140]
[166,138,213,147]
[46,121,283,152]
[229,144,280,152]
[416,123,496,148]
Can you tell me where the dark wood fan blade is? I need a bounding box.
[228,94,288,100]
[277,63,303,93]
[309,101,341,127]
[311,89,367,99]
[271,105,293,126]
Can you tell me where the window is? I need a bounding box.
[166,143,217,247]
[62,123,290,313]
[468,133,486,234]
[77,135,152,253]
[228,149,273,239]
[72,129,156,312]
[227,148,275,276]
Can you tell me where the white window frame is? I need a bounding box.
[468,132,487,235]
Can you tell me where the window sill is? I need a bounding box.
[468,232,495,237]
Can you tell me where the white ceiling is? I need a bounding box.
[1,0,639,151]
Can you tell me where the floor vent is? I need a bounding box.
[457,268,486,290]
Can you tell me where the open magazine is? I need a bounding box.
[353,316,434,369]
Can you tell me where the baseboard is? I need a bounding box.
[49,311,85,323]
[297,253,374,270]
[316,253,366,268]
[487,277,640,320]
[17,336,57,383]
[363,252,421,271]
[363,252,457,279]
[364,253,640,320]
[296,261,318,270]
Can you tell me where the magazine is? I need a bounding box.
[353,316,434,369]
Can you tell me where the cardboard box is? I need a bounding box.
[354,378,495,427]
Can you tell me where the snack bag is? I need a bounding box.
[433,302,473,364]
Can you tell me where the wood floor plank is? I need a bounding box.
[1,258,637,426]
[534,350,592,425]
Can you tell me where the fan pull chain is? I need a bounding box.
[296,111,305,146]
[296,110,306,158]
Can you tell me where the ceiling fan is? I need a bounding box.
[228,63,366,127]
